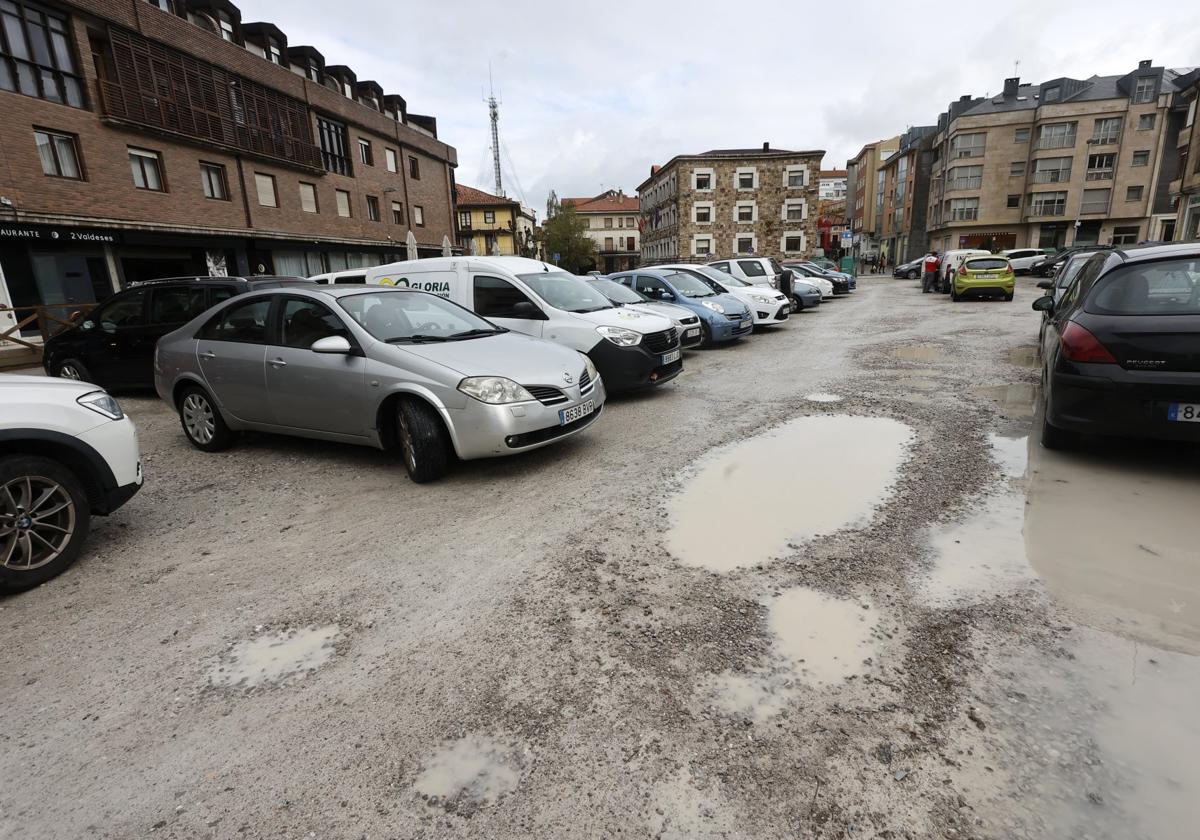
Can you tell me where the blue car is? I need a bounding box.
[609,268,753,345]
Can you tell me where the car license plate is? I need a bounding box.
[1168,402,1200,422]
[685,328,700,338]
[781,304,791,314]
[976,273,997,279]
[559,400,595,426]
[662,349,681,364]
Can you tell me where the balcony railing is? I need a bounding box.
[948,178,982,190]
[1080,200,1110,214]
[1032,170,1071,183]
[1028,204,1066,217]
[1085,169,1114,181]
[949,208,979,221]
[1037,134,1076,150]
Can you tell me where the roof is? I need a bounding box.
[561,191,640,213]
[1114,242,1200,263]
[455,184,517,208]
[820,170,848,179]
[638,146,825,190]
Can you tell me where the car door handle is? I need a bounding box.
[200,351,216,360]
[268,358,287,368]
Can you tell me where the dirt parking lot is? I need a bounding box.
[3,275,1197,839]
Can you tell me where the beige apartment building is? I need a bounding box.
[846,135,900,259]
[926,62,1191,254]
[638,144,823,264]
[559,190,641,273]
[1171,69,1200,241]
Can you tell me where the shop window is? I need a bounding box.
[128,147,165,191]
[34,128,81,179]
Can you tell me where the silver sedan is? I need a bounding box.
[153,286,606,482]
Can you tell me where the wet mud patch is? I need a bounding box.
[892,345,944,362]
[804,392,843,403]
[666,415,914,573]
[208,624,340,691]
[413,734,525,815]
[973,383,1036,418]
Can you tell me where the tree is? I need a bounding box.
[543,204,596,273]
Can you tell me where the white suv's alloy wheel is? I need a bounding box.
[0,475,77,571]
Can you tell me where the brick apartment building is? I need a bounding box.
[925,62,1189,254]
[638,144,823,264]
[0,0,458,335]
[559,189,640,273]
[846,135,899,261]
[878,126,936,264]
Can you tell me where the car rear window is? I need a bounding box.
[964,258,1008,271]
[1087,258,1200,315]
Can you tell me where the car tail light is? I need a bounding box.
[1060,321,1116,364]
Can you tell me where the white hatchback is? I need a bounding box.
[659,264,792,325]
[0,374,142,592]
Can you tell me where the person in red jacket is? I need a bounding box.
[921,251,941,293]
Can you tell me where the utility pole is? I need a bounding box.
[486,66,503,197]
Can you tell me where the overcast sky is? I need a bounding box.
[238,0,1199,218]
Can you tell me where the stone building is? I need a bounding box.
[846,135,900,261]
[878,127,936,264]
[0,0,458,339]
[559,189,640,273]
[925,63,1191,254]
[1170,69,1200,241]
[637,144,823,264]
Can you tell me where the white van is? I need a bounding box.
[355,256,682,392]
[937,249,992,293]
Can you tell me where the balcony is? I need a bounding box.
[1026,204,1066,218]
[1032,170,1072,184]
[949,208,979,221]
[1085,169,1114,181]
[1080,200,1110,215]
[1037,135,1076,150]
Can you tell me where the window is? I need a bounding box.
[317,117,351,175]
[736,168,756,189]
[1111,226,1140,246]
[254,172,277,207]
[948,165,983,190]
[604,217,613,229]
[694,171,712,190]
[739,260,766,276]
[366,195,380,221]
[484,210,495,224]
[604,236,614,251]
[736,237,754,253]
[1133,77,1155,104]
[626,216,635,227]
[1091,258,1200,315]
[1131,150,1150,167]
[1032,156,1072,183]
[783,234,804,252]
[692,236,712,256]
[280,298,350,348]
[783,199,805,221]
[0,0,83,107]
[1092,117,1121,144]
[216,10,235,42]
[408,156,420,179]
[34,129,80,179]
[736,203,754,222]
[1010,161,1026,176]
[200,298,271,344]
[948,197,979,220]
[1037,122,1077,150]
[1007,194,1020,208]
[150,286,206,325]
[385,148,398,172]
[1081,188,1111,214]
[951,132,986,158]
[458,210,471,229]
[94,289,147,328]
[694,204,711,223]
[1029,191,1067,216]
[473,275,536,318]
[1014,128,1030,143]
[1043,85,1060,102]
[1086,153,1115,181]
[335,189,351,217]
[357,138,372,166]
[128,147,164,191]
[299,182,318,213]
[1137,114,1156,131]
[413,205,424,226]
[785,164,807,187]
[1126,185,1144,202]
[198,162,228,199]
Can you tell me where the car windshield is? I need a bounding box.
[1087,258,1200,316]
[517,272,613,313]
[681,265,747,287]
[666,272,715,298]
[964,258,1009,271]
[588,278,646,304]
[339,290,503,342]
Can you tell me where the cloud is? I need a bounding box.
[235,0,1200,216]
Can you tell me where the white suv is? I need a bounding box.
[0,374,142,592]
[1001,248,1053,275]
[706,257,783,288]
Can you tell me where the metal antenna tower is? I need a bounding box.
[486,66,503,197]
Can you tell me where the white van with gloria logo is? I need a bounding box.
[354,257,682,393]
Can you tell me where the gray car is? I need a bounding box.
[153,286,606,482]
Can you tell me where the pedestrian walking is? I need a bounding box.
[777,266,794,304]
[921,251,941,293]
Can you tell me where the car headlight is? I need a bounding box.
[458,377,535,404]
[77,390,124,420]
[581,352,599,381]
[701,300,726,314]
[748,294,773,304]
[595,325,642,347]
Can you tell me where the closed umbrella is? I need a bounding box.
[405,230,418,261]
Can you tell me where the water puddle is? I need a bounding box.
[987,432,1028,479]
[897,377,939,391]
[1008,345,1039,369]
[972,383,1036,417]
[804,392,843,403]
[666,415,913,573]
[704,588,892,720]
[892,345,942,361]
[209,625,339,689]
[413,734,523,812]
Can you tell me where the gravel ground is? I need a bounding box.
[1,275,1192,839]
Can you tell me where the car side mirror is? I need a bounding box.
[311,335,352,354]
[1032,296,1055,313]
[510,301,546,320]
[1036,280,1053,290]
[657,290,675,301]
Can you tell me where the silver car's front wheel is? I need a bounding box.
[178,386,234,452]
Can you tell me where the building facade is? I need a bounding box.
[818,170,847,200]
[638,144,823,264]
[878,127,935,264]
[0,0,457,338]
[926,64,1189,254]
[455,184,529,256]
[559,190,640,273]
[846,135,900,261]
[1170,69,1200,241]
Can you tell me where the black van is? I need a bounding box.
[42,276,305,389]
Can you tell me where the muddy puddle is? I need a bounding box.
[413,734,523,811]
[892,345,943,362]
[666,415,913,573]
[1007,345,1039,368]
[803,392,843,403]
[704,587,893,720]
[973,383,1036,417]
[209,624,339,689]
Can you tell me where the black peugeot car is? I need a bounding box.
[1034,243,1200,448]
[43,276,305,390]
